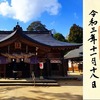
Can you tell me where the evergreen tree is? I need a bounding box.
[67,24,83,43]
[27,21,48,31]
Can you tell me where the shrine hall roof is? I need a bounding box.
[25,32,79,47]
[0,30,80,47]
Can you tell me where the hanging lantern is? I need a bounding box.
[39,62,44,69]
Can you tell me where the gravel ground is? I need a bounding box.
[0,72,83,100]
[0,79,82,100]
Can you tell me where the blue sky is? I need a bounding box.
[0,0,83,37]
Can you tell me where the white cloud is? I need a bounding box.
[0,0,61,23]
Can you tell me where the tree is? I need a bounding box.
[27,21,48,31]
[53,33,66,42]
[67,24,83,43]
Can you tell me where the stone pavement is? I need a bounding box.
[0,72,83,100]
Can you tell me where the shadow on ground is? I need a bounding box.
[0,86,82,100]
[30,90,83,100]
[0,93,82,100]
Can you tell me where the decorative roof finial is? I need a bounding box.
[13,22,23,31]
[17,22,19,25]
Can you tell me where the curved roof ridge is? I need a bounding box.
[0,30,50,47]
[0,30,81,47]
[0,30,17,42]
[26,33,81,47]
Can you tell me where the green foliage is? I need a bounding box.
[27,21,48,31]
[67,24,83,43]
[53,33,66,42]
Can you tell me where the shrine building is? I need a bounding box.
[0,25,80,78]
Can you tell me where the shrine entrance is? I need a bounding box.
[6,58,30,78]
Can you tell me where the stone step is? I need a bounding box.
[0,80,57,83]
[0,82,59,86]
[0,79,59,86]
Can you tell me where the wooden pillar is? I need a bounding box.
[71,61,74,72]
[26,45,28,53]
[8,45,10,53]
[46,59,50,77]
[61,59,64,76]
[4,64,6,78]
[30,64,32,77]
[62,58,65,76]
[62,59,68,76]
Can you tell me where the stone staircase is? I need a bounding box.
[0,78,59,86]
